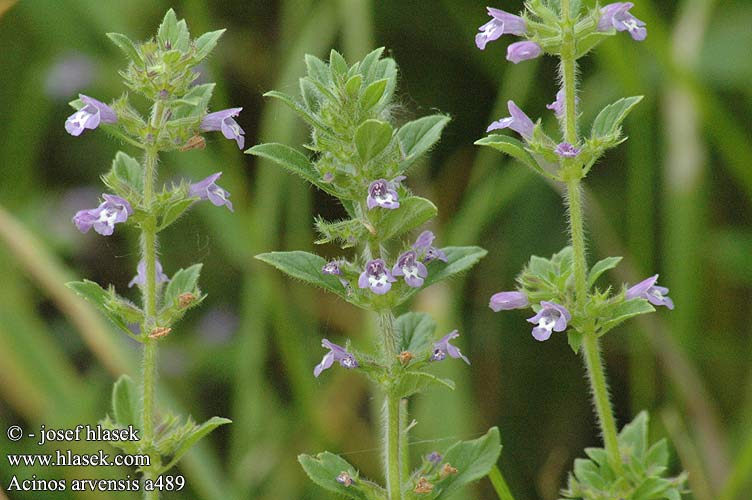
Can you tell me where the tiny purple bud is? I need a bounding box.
[358,259,397,295]
[200,107,245,149]
[189,172,233,212]
[598,2,647,41]
[336,471,354,487]
[366,179,400,210]
[506,41,542,64]
[489,291,529,311]
[554,142,581,158]
[392,251,428,288]
[72,194,132,236]
[475,7,527,50]
[527,301,571,341]
[426,452,443,465]
[430,330,470,364]
[314,339,358,377]
[128,259,170,288]
[626,274,674,309]
[65,94,117,136]
[322,261,342,276]
[487,100,535,140]
[412,230,448,263]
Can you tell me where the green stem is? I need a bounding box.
[489,465,517,500]
[379,312,402,500]
[140,132,161,499]
[559,2,623,475]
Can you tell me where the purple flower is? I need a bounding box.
[322,261,342,276]
[358,259,397,295]
[189,172,233,212]
[72,194,132,236]
[65,94,117,136]
[489,291,529,311]
[527,301,571,341]
[506,41,542,64]
[392,251,428,288]
[426,452,443,465]
[487,100,535,140]
[430,330,470,364]
[200,107,245,149]
[413,230,448,263]
[555,142,581,158]
[626,274,674,309]
[128,259,170,288]
[475,7,527,50]
[314,339,358,377]
[366,179,400,210]
[598,2,647,41]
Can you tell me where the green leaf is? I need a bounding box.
[396,371,454,399]
[163,264,202,308]
[372,57,397,103]
[305,54,331,85]
[619,411,649,460]
[395,312,436,354]
[372,196,437,241]
[359,47,385,81]
[397,115,450,172]
[436,427,502,498]
[299,452,385,500]
[157,198,194,232]
[360,78,388,110]
[102,151,143,199]
[355,119,393,162]
[194,29,225,61]
[106,33,142,64]
[66,280,138,339]
[345,74,362,97]
[404,247,487,297]
[263,90,332,132]
[157,9,179,47]
[566,330,584,354]
[329,49,349,78]
[645,439,669,469]
[598,298,655,336]
[574,31,613,59]
[255,251,347,298]
[587,256,622,289]
[591,96,644,139]
[475,134,555,180]
[632,477,673,500]
[111,375,139,427]
[158,416,232,474]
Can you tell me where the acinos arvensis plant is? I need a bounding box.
[248,49,501,499]
[66,10,237,499]
[476,1,688,499]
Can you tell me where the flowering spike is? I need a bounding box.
[475,7,527,50]
[626,275,674,309]
[366,179,400,210]
[72,194,132,236]
[430,330,470,364]
[313,339,358,377]
[598,2,647,41]
[65,94,117,136]
[489,291,529,311]
[392,251,428,288]
[506,41,542,64]
[129,259,169,288]
[200,107,245,149]
[189,172,233,212]
[527,301,571,341]
[487,100,534,140]
[358,259,397,294]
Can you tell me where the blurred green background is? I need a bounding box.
[0,0,750,498]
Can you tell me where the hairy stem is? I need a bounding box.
[379,312,403,500]
[141,145,161,500]
[560,1,623,474]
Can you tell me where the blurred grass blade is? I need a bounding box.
[489,464,516,500]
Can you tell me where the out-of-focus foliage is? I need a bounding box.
[0,1,749,499]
